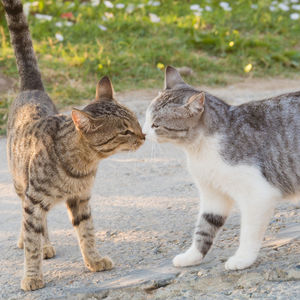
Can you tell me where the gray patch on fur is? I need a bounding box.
[148,79,300,195]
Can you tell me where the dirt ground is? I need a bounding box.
[0,76,299,299]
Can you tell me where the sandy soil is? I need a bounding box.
[0,77,299,299]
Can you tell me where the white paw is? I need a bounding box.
[225,254,256,270]
[172,246,203,267]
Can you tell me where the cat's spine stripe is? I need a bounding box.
[2,0,44,91]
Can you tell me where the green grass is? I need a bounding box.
[1,0,300,133]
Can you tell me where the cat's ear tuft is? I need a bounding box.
[185,92,205,116]
[95,76,114,100]
[72,109,92,132]
[164,66,185,89]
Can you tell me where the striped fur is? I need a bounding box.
[4,0,144,291]
[2,0,44,91]
[144,66,300,270]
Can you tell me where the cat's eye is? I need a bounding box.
[121,130,133,135]
[151,123,159,128]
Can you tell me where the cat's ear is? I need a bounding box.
[72,108,92,132]
[95,76,114,100]
[164,66,185,89]
[184,92,205,116]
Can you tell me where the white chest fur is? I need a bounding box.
[185,135,282,203]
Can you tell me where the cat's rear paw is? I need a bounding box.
[21,276,44,291]
[225,254,256,270]
[17,239,24,249]
[43,244,56,259]
[86,256,114,272]
[173,247,203,267]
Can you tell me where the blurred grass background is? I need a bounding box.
[1,0,300,133]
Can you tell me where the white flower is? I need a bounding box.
[190,4,201,11]
[290,12,300,19]
[148,1,160,6]
[292,4,300,10]
[55,21,63,27]
[116,3,125,9]
[194,11,202,16]
[55,21,73,27]
[278,3,289,11]
[98,24,107,31]
[35,14,53,21]
[149,13,160,23]
[251,4,258,9]
[220,2,232,11]
[138,4,145,8]
[269,5,276,11]
[126,4,135,13]
[68,3,75,8]
[55,33,64,42]
[23,2,31,17]
[271,0,278,4]
[205,5,212,11]
[91,0,100,7]
[291,0,299,3]
[104,1,113,8]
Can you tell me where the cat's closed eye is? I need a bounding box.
[120,130,133,135]
[151,123,159,128]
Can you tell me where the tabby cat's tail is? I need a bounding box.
[2,0,44,91]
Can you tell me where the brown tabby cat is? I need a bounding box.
[3,0,145,291]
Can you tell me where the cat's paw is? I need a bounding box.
[21,276,44,291]
[173,246,203,267]
[86,256,114,272]
[225,254,256,270]
[17,239,24,249]
[43,244,56,259]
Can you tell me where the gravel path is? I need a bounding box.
[0,78,299,299]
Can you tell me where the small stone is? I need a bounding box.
[236,273,264,289]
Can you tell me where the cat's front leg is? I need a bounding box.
[21,195,46,291]
[225,197,275,270]
[173,185,232,267]
[66,197,113,272]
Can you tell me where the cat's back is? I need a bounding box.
[7,90,60,182]
[222,91,300,195]
[7,90,58,134]
[230,91,300,130]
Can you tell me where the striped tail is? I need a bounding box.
[2,0,44,91]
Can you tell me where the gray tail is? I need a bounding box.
[2,0,44,91]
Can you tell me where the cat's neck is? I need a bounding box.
[55,118,100,178]
[202,93,231,134]
[184,93,231,153]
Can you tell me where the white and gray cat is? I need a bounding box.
[143,66,300,270]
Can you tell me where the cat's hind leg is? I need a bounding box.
[21,194,46,291]
[15,187,25,249]
[225,196,275,270]
[17,218,24,249]
[18,213,55,260]
[66,197,113,272]
[173,185,233,267]
[42,215,56,259]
